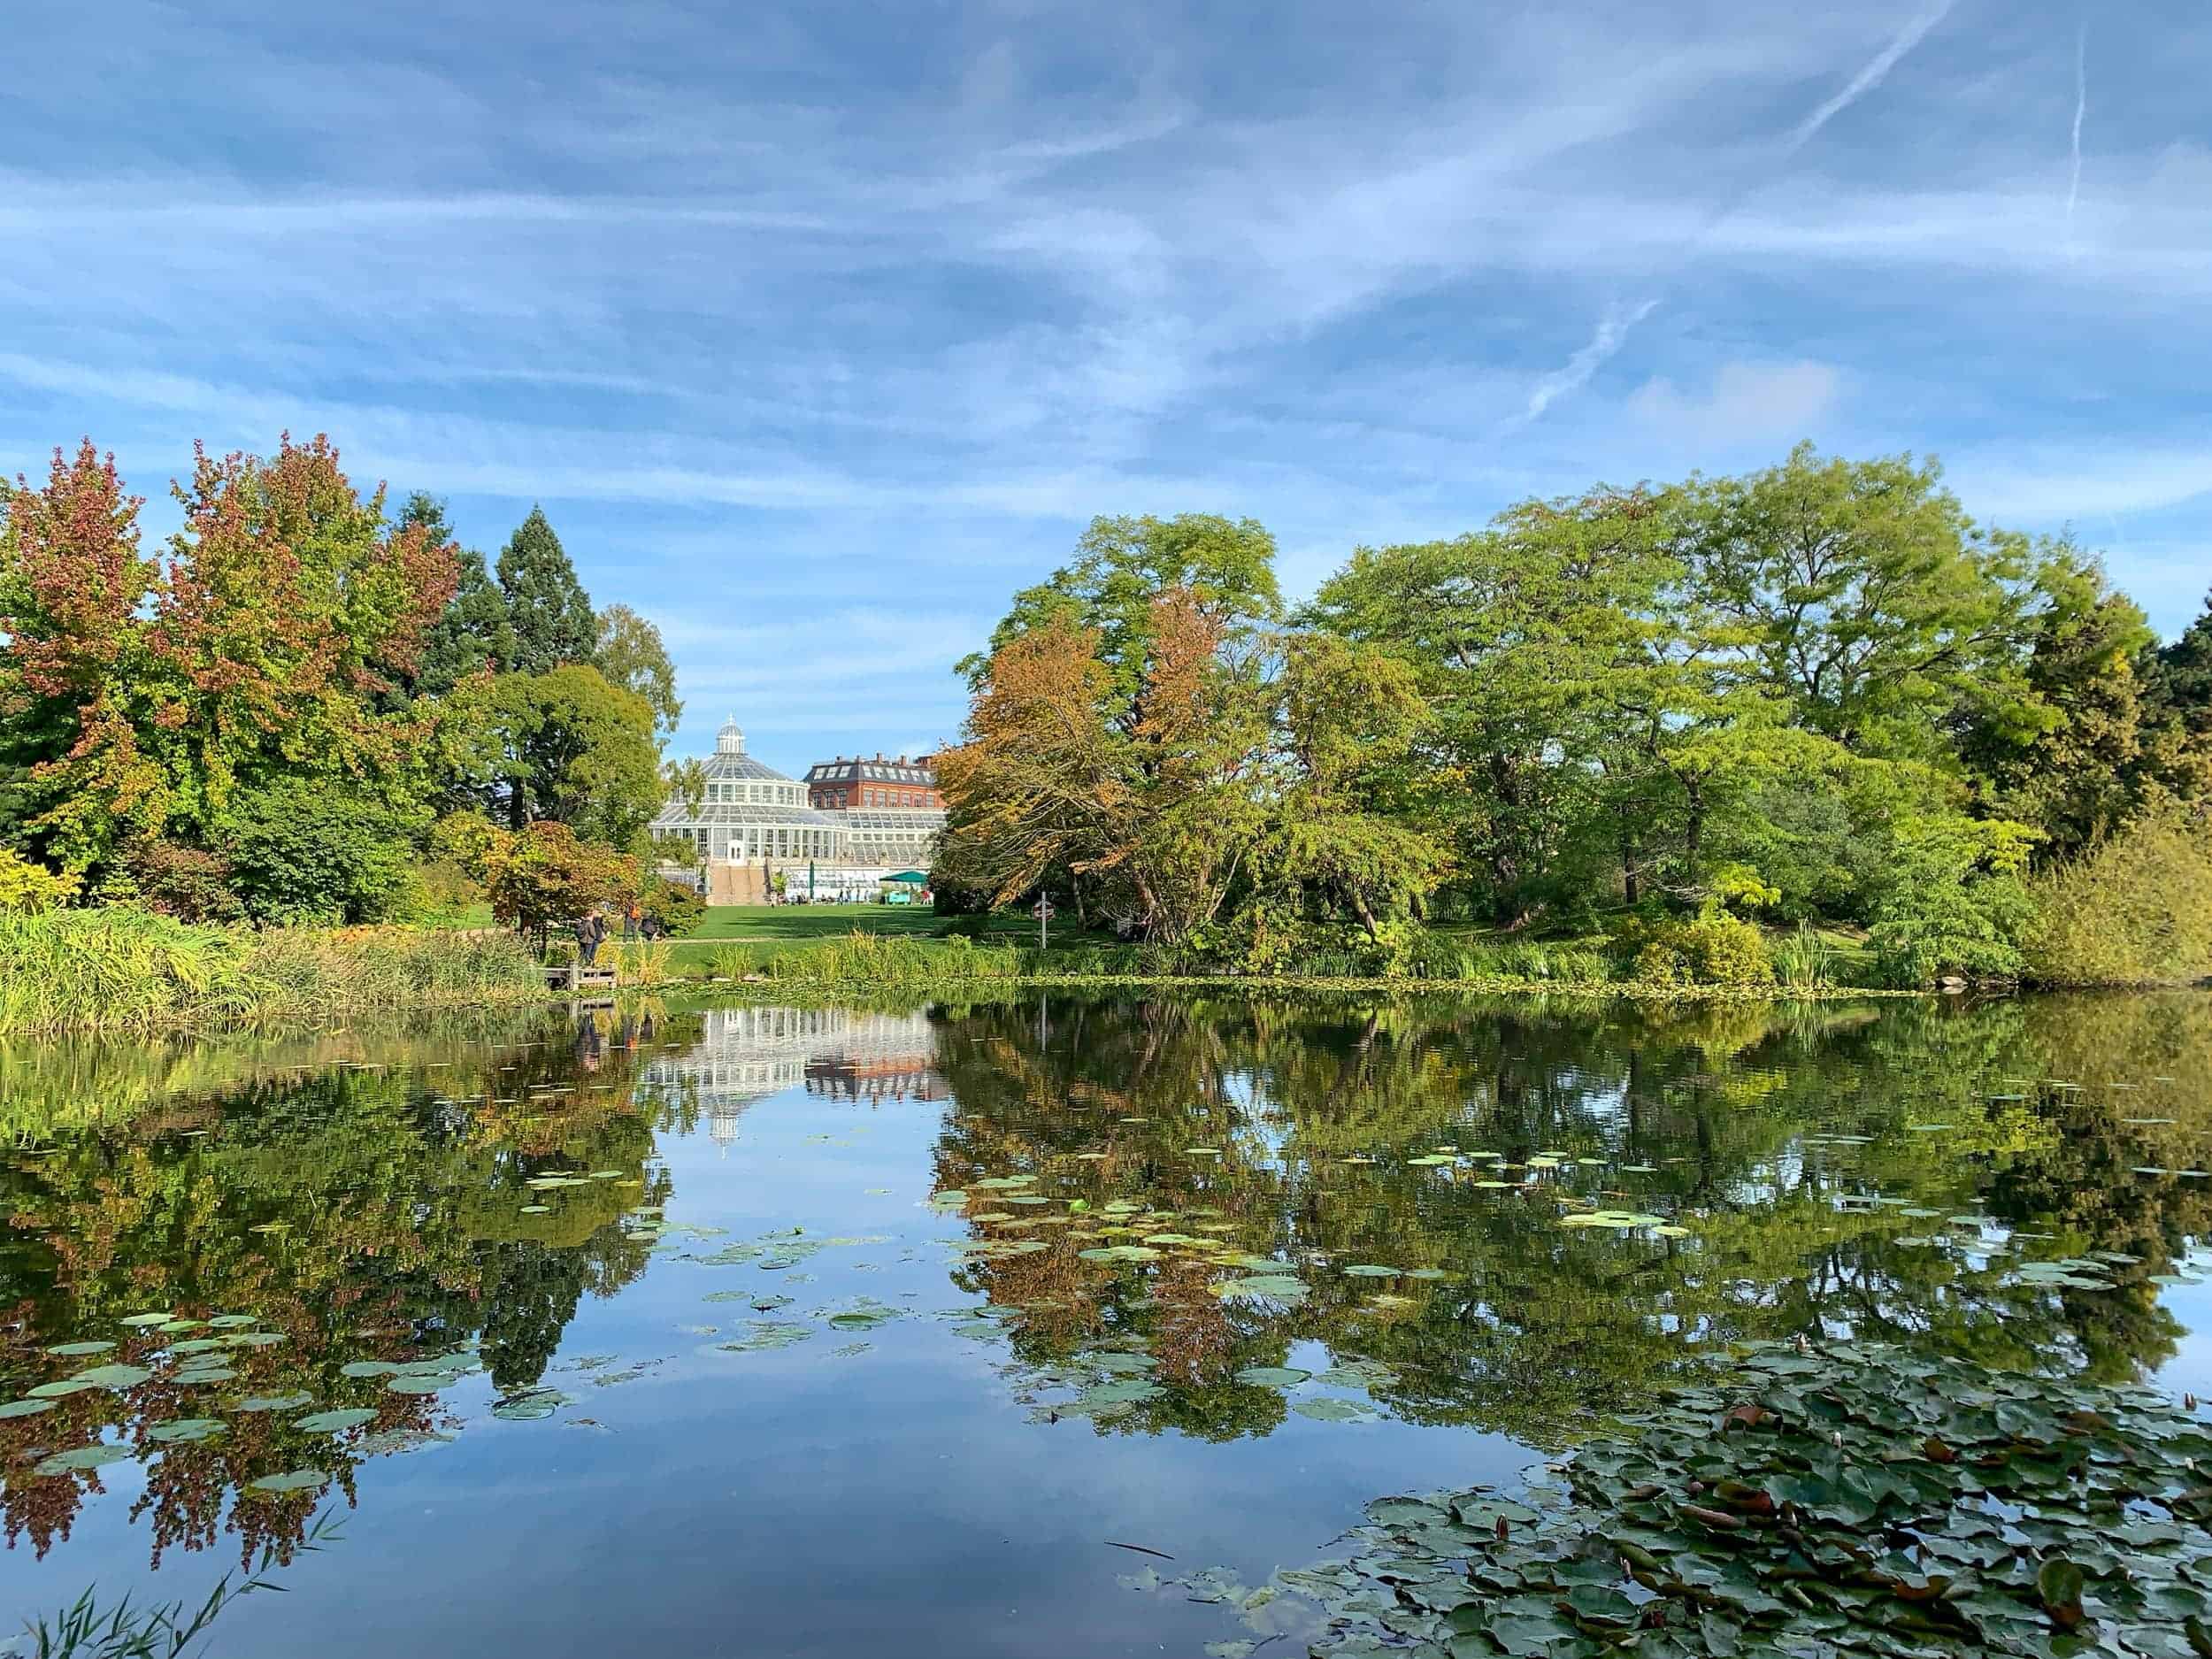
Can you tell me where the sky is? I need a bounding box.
[3,1,2208,776]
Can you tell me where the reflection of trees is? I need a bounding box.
[0,1002,696,1565]
[927,991,2212,1447]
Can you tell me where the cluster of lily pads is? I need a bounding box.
[0,1306,560,1489]
[1149,1340,2212,1657]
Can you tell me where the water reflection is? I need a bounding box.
[0,988,2207,1618]
[925,994,2212,1446]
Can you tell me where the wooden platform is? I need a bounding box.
[545,964,619,992]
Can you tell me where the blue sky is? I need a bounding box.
[4,1,2207,776]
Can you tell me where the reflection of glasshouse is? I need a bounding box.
[650,719,842,864]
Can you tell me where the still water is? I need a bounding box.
[2,991,2210,1655]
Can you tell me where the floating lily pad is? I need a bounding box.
[73,1364,151,1390]
[1292,1396,1380,1423]
[339,1360,398,1378]
[118,1312,173,1327]
[235,1391,314,1412]
[1342,1264,1400,1278]
[294,1408,380,1433]
[145,1417,227,1443]
[1233,1366,1310,1387]
[206,1315,260,1329]
[0,1398,57,1418]
[33,1445,131,1476]
[247,1470,328,1494]
[46,1340,117,1356]
[1217,1275,1309,1302]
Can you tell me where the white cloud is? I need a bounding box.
[1780,1,1955,158]
[1626,360,1842,448]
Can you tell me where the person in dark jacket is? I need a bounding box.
[573,910,606,966]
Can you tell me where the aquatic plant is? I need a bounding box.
[1166,1340,2212,1656]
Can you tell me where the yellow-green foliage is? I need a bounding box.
[2024,808,2212,986]
[0,849,77,913]
[0,909,542,1033]
[1617,911,1777,987]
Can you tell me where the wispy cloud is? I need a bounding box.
[1515,299,1660,426]
[1781,2,1956,157]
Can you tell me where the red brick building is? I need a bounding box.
[803,753,941,811]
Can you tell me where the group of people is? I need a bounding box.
[570,902,669,966]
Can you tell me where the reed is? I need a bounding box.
[0,910,542,1035]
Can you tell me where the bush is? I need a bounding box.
[119,838,244,923]
[218,779,419,924]
[1864,814,2037,987]
[1613,911,1776,987]
[2022,807,2212,986]
[0,849,76,913]
[1770,922,1841,991]
[641,874,705,937]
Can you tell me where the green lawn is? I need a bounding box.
[666,903,1102,955]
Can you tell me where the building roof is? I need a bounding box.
[706,717,795,784]
[803,752,937,787]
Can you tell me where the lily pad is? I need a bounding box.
[294,1408,380,1433]
[145,1417,227,1443]
[32,1445,131,1476]
[0,1398,58,1418]
[45,1340,117,1357]
[1233,1366,1311,1387]
[1293,1396,1380,1423]
[72,1363,152,1389]
[235,1391,314,1412]
[247,1470,328,1494]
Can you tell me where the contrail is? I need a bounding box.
[1782,1,1957,159]
[2066,22,2087,244]
[1517,298,1659,425]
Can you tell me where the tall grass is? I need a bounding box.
[0,910,541,1035]
[2024,808,2212,987]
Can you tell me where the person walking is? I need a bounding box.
[574,910,605,967]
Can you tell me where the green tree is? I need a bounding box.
[1306,488,1684,918]
[401,493,515,696]
[595,603,681,739]
[1956,549,2154,857]
[484,818,641,947]
[488,666,661,846]
[1670,443,2049,762]
[496,507,596,678]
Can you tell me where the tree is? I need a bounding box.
[1307,488,1686,918]
[595,603,681,739]
[936,591,1271,943]
[487,666,661,846]
[0,441,157,868]
[0,435,457,879]
[1670,443,2049,763]
[401,493,515,696]
[1955,549,2154,857]
[962,513,1281,698]
[484,819,640,949]
[496,507,595,678]
[1258,635,1450,940]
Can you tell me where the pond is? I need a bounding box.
[2,990,2210,1655]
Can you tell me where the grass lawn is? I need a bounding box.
[665,903,1107,956]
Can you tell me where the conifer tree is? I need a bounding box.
[495,506,596,677]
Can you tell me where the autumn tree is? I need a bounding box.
[0,435,457,879]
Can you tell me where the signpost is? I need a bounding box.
[1033,894,1056,951]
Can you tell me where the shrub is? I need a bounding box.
[0,849,76,913]
[1865,814,2037,987]
[120,838,245,923]
[2022,806,2212,986]
[1770,922,1840,991]
[1613,911,1776,987]
[217,779,419,924]
[641,874,705,937]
